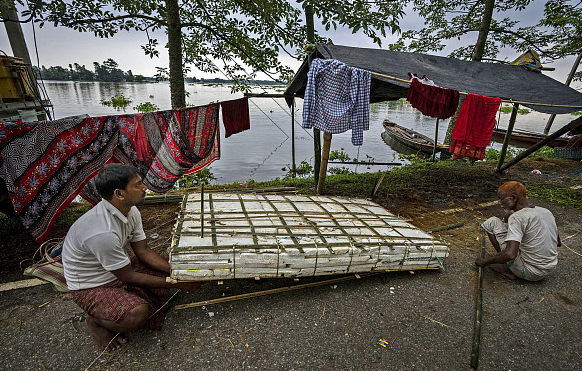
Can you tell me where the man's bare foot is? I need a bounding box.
[488,263,517,280]
[86,316,126,351]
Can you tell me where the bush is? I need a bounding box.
[134,101,160,113]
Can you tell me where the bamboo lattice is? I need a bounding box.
[169,193,449,281]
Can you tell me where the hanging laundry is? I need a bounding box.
[406,73,459,119]
[303,58,371,146]
[0,105,220,242]
[449,93,502,161]
[221,97,250,138]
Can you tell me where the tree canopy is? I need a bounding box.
[388,0,542,62]
[11,0,406,108]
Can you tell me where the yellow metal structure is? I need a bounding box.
[0,55,36,102]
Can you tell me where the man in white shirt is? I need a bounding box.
[62,164,200,351]
[476,181,561,281]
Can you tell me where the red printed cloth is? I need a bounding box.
[0,105,220,241]
[221,97,250,138]
[407,77,459,120]
[70,255,170,330]
[449,93,501,160]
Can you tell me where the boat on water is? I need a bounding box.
[381,119,449,155]
[491,128,570,148]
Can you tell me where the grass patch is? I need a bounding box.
[526,184,582,208]
[55,203,91,226]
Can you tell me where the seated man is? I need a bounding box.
[476,181,561,281]
[62,164,200,351]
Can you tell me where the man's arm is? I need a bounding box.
[476,240,519,266]
[111,264,202,292]
[130,239,171,274]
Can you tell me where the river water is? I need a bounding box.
[41,80,575,184]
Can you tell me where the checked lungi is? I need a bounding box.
[70,254,170,331]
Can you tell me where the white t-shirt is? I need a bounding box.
[506,206,559,277]
[62,199,147,290]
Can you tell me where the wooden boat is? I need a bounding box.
[381,119,448,155]
[491,128,570,148]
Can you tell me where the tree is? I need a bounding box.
[388,0,549,145]
[539,0,582,82]
[93,58,125,82]
[389,0,547,62]
[14,0,406,108]
[40,65,70,80]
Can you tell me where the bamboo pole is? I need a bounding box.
[305,4,321,188]
[200,183,204,238]
[496,103,519,171]
[471,226,486,369]
[174,271,383,310]
[426,222,464,234]
[432,118,440,161]
[499,115,582,172]
[544,52,582,134]
[317,132,333,194]
[291,98,297,177]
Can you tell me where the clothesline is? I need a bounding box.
[370,71,582,109]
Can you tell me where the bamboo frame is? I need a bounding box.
[169,194,449,279]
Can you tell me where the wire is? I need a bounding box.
[29,10,54,120]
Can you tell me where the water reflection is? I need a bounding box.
[42,81,573,184]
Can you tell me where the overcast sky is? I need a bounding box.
[0,2,580,90]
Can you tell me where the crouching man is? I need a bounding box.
[476,181,561,281]
[62,164,201,351]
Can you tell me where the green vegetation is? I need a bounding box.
[175,168,217,189]
[101,93,132,110]
[526,185,582,208]
[55,204,91,226]
[499,106,531,115]
[134,102,160,113]
[571,111,582,116]
[34,58,146,82]
[485,146,554,161]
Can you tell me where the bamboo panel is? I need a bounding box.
[169,193,449,281]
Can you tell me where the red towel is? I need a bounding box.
[407,78,459,119]
[221,97,250,138]
[133,113,150,161]
[449,93,501,160]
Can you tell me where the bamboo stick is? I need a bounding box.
[174,271,383,310]
[471,227,486,369]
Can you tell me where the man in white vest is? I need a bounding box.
[476,181,561,281]
[62,164,201,351]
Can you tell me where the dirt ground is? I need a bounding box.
[0,157,581,370]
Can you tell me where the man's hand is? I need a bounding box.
[475,256,488,267]
[175,281,204,292]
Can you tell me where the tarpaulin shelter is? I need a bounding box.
[284,44,582,177]
[285,44,582,115]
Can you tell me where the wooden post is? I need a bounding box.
[317,132,332,194]
[496,103,519,171]
[544,52,582,134]
[291,98,297,177]
[305,3,321,187]
[432,118,440,161]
